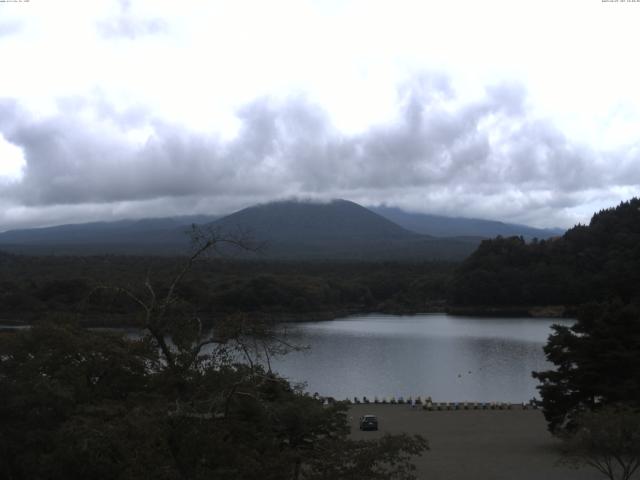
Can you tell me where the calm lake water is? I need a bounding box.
[2,313,571,403]
[268,313,573,403]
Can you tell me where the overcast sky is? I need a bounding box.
[1,0,639,231]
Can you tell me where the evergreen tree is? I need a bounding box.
[533,302,640,433]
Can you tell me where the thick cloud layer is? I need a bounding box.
[0,74,638,231]
[0,19,22,38]
[96,0,168,39]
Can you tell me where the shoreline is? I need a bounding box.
[0,304,572,329]
[445,305,571,318]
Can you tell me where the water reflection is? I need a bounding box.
[1,314,569,403]
[270,313,572,402]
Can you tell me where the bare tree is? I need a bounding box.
[87,224,310,421]
[91,224,281,370]
[561,406,640,480]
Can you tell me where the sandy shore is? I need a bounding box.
[349,404,603,480]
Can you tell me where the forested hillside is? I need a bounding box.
[4,198,639,324]
[451,198,640,307]
[0,254,453,325]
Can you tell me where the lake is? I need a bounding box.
[1,313,570,403]
[267,313,572,403]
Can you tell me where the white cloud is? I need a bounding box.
[0,0,639,231]
[0,134,25,182]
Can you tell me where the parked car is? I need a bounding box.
[359,414,378,431]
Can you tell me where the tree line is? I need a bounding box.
[519,199,640,479]
[451,198,640,308]
[0,254,454,326]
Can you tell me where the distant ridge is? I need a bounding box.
[370,205,564,239]
[0,216,217,243]
[0,199,558,260]
[0,216,218,255]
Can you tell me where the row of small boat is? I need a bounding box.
[339,396,539,410]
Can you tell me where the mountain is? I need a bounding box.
[0,216,218,255]
[207,199,478,260]
[211,199,416,242]
[370,205,564,239]
[0,200,479,260]
[0,199,564,260]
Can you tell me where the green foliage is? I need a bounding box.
[0,322,158,479]
[0,256,454,325]
[451,198,640,307]
[302,433,429,480]
[532,302,640,433]
[0,322,427,479]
